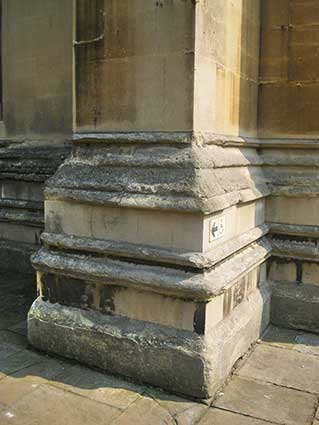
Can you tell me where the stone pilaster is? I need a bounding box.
[259,0,319,333]
[28,0,270,399]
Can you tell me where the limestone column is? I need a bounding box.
[28,0,270,399]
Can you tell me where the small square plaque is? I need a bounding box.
[209,215,226,242]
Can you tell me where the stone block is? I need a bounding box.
[268,259,297,283]
[267,196,319,226]
[302,263,319,285]
[271,282,319,333]
[28,281,270,399]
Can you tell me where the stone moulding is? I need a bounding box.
[45,133,269,215]
[40,223,269,270]
[32,238,271,301]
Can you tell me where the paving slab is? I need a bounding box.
[51,364,144,410]
[110,395,176,425]
[0,358,70,405]
[0,384,121,425]
[0,273,35,331]
[145,387,208,425]
[8,321,28,337]
[214,375,317,425]
[0,295,33,331]
[0,349,45,379]
[198,408,274,424]
[173,404,208,425]
[237,343,319,394]
[0,331,27,361]
[264,326,319,357]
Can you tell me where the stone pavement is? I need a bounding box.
[1,272,319,424]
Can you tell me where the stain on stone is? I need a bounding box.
[41,273,94,309]
[296,260,303,284]
[100,285,116,314]
[193,303,206,335]
[41,273,59,303]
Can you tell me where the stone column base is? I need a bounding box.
[28,282,270,399]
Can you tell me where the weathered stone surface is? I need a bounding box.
[271,282,319,333]
[0,142,70,274]
[28,297,208,399]
[0,385,121,425]
[28,281,270,400]
[46,141,268,215]
[214,376,317,425]
[32,240,270,301]
[41,220,269,270]
[3,271,319,424]
[237,343,319,394]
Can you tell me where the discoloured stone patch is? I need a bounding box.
[271,282,319,334]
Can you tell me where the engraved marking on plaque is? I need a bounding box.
[209,215,226,242]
